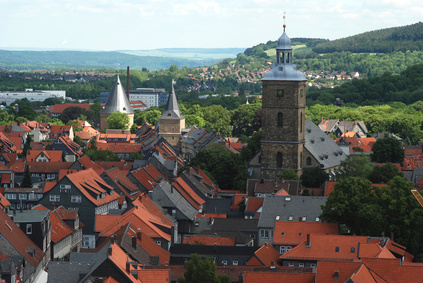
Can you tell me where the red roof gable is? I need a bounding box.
[247,243,280,266]
[244,271,315,283]
[130,168,157,191]
[245,197,264,212]
[26,150,63,162]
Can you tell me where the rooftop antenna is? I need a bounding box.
[283,12,286,32]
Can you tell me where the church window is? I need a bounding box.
[306,157,312,166]
[277,89,284,97]
[277,112,283,127]
[277,152,282,168]
[300,114,303,133]
[300,152,303,167]
[300,89,304,97]
[287,52,290,63]
[281,52,285,64]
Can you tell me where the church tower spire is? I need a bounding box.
[100,74,134,130]
[158,80,185,147]
[260,24,307,179]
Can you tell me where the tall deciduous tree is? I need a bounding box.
[371,137,405,164]
[106,112,130,130]
[368,163,404,183]
[300,166,329,188]
[177,254,230,283]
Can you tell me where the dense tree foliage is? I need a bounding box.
[177,254,231,283]
[321,176,423,255]
[371,137,405,164]
[187,143,249,191]
[368,163,404,184]
[312,22,423,53]
[300,166,329,188]
[106,112,130,130]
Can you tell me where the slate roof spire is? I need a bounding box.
[262,22,306,81]
[101,75,134,114]
[161,80,184,119]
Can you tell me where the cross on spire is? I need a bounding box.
[283,12,286,32]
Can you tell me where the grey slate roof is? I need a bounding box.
[160,81,184,119]
[262,30,306,82]
[8,210,49,223]
[258,195,327,228]
[150,180,198,221]
[305,120,347,169]
[101,75,134,114]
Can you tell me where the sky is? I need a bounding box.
[1,0,423,51]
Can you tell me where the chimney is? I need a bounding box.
[126,261,131,272]
[270,261,276,269]
[111,234,116,244]
[137,228,142,241]
[126,66,130,100]
[306,234,311,247]
[132,236,137,249]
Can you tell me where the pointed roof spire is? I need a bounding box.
[101,75,133,114]
[160,80,184,119]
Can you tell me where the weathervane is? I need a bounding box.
[283,12,286,32]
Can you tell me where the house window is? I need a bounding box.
[280,246,286,254]
[260,229,273,239]
[302,217,307,221]
[222,260,227,266]
[156,241,161,246]
[277,152,282,168]
[71,195,82,203]
[277,112,283,127]
[306,157,312,166]
[19,194,27,200]
[49,195,60,202]
[310,263,316,268]
[26,224,32,234]
[288,262,294,267]
[5,193,16,200]
[288,216,293,221]
[233,261,238,266]
[299,263,305,267]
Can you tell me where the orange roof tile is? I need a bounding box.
[0,192,11,209]
[49,211,74,243]
[48,103,91,113]
[244,271,315,283]
[137,269,170,283]
[324,181,336,197]
[129,168,157,191]
[26,150,63,162]
[280,235,379,262]
[196,213,226,219]
[173,177,205,209]
[65,168,120,206]
[246,197,264,212]
[108,243,142,282]
[183,235,236,246]
[273,222,339,245]
[0,209,45,268]
[247,243,280,266]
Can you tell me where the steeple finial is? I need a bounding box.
[283,12,286,32]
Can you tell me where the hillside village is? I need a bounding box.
[1,28,423,283]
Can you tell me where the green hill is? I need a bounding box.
[0,50,226,71]
[312,22,423,53]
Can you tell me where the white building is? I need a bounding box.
[0,89,66,105]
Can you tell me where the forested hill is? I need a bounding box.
[307,63,423,106]
[0,50,221,71]
[312,22,423,53]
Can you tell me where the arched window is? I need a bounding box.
[306,157,312,166]
[281,52,285,64]
[278,112,283,127]
[287,52,290,63]
[300,114,303,133]
[277,152,282,168]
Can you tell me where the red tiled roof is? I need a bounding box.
[49,210,74,243]
[26,150,63,162]
[143,164,164,182]
[196,213,226,219]
[173,177,205,210]
[0,209,44,268]
[64,168,120,206]
[273,222,339,245]
[137,269,170,283]
[26,162,73,173]
[43,181,57,193]
[75,131,91,140]
[48,103,91,113]
[324,181,336,197]
[280,235,379,262]
[247,243,280,266]
[245,197,264,212]
[0,192,11,209]
[405,148,422,156]
[243,271,315,283]
[108,243,142,282]
[349,145,372,153]
[183,235,235,246]
[75,155,104,175]
[315,261,363,283]
[133,194,174,227]
[94,161,133,171]
[129,168,157,191]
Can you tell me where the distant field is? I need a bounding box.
[120,48,245,60]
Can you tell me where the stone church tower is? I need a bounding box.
[260,25,307,179]
[158,81,185,147]
[100,75,134,130]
